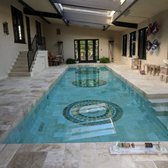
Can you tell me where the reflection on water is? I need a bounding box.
[72,67,107,87]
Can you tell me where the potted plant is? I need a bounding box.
[66,58,76,64]
[100,57,110,63]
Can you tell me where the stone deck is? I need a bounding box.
[0,63,168,168]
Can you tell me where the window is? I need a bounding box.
[122,34,127,56]
[138,27,147,59]
[11,6,25,43]
[129,31,136,57]
[36,21,42,37]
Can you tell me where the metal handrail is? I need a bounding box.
[27,35,46,71]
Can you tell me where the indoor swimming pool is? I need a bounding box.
[3,66,168,143]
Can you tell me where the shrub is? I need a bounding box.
[100,57,110,63]
[66,58,76,64]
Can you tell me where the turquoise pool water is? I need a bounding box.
[4,66,168,143]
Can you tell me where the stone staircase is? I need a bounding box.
[8,51,30,77]
[149,98,168,129]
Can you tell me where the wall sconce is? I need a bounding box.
[3,22,9,35]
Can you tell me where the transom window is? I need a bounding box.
[11,6,25,43]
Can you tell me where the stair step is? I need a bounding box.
[9,72,30,77]
[13,65,28,68]
[11,70,29,73]
[16,57,27,61]
[11,67,28,71]
[14,62,28,67]
[19,51,28,57]
[15,59,27,63]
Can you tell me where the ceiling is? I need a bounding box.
[20,0,168,31]
[20,0,126,30]
[22,0,56,13]
[116,0,168,24]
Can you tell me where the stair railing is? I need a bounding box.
[27,35,46,72]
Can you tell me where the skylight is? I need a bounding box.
[63,6,114,17]
[52,0,125,29]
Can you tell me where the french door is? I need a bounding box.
[74,39,99,63]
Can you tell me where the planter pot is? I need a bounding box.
[76,61,79,64]
[97,60,100,63]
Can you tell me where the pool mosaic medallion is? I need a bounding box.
[72,79,106,87]
[63,100,123,126]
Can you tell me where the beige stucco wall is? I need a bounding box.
[0,0,44,79]
[121,10,168,67]
[44,24,122,62]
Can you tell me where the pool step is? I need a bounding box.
[68,128,114,141]
[149,98,168,104]
[152,106,168,112]
[149,98,168,129]
[53,122,116,141]
[149,98,168,113]
[67,123,116,141]
[157,116,168,129]
[71,123,114,134]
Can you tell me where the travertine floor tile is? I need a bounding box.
[42,151,64,168]
[154,161,168,168]
[134,161,156,168]
[0,144,20,167]
[18,144,65,153]
[0,144,5,152]
[6,152,47,168]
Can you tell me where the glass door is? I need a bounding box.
[87,40,94,61]
[79,40,86,61]
[74,39,98,63]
